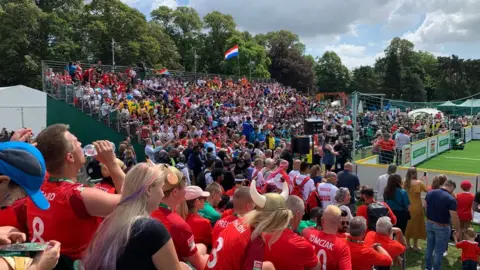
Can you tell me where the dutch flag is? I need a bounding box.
[224,45,239,60]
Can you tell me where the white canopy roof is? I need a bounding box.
[0,85,46,107]
[408,108,443,119]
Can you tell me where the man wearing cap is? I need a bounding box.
[25,124,124,265]
[225,174,247,197]
[86,158,126,194]
[457,180,475,241]
[184,186,213,248]
[0,140,61,270]
[212,186,254,243]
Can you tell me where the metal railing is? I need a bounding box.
[41,60,275,93]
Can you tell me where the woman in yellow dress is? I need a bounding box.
[404,167,428,251]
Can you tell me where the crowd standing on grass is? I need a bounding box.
[0,125,479,270]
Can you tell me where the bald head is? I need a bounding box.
[344,162,353,171]
[322,205,341,232]
[286,195,305,215]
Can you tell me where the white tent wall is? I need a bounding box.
[0,85,47,135]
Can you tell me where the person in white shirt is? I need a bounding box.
[317,172,339,209]
[144,138,155,161]
[294,162,316,201]
[394,127,410,165]
[288,159,302,180]
[376,164,397,202]
[252,158,265,188]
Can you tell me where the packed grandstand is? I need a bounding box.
[0,57,478,270]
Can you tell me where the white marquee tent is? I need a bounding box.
[0,85,47,135]
[407,108,443,119]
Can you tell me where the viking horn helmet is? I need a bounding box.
[250,180,289,211]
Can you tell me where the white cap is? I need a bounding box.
[185,186,210,201]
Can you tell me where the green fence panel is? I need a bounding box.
[46,96,145,161]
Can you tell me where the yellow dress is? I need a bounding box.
[405,182,428,239]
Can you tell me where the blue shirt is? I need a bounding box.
[386,188,410,211]
[425,188,457,224]
[337,170,360,204]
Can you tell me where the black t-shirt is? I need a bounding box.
[117,218,171,270]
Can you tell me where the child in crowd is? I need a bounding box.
[457,180,475,241]
[456,228,480,270]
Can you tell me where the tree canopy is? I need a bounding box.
[0,0,478,100]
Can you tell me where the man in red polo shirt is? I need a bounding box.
[212,186,254,243]
[364,217,406,267]
[26,125,124,267]
[375,133,396,164]
[347,217,393,270]
[303,205,352,270]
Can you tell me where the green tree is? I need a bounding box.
[267,30,315,91]
[201,11,236,74]
[350,66,379,93]
[383,50,402,99]
[315,51,350,93]
[0,0,44,87]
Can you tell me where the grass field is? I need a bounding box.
[394,240,462,270]
[417,140,480,174]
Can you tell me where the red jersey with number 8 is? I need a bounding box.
[206,218,252,270]
[26,181,101,260]
[303,228,352,270]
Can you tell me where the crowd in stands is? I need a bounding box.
[0,61,473,269]
[0,125,479,270]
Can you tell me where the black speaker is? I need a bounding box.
[304,119,324,135]
[292,136,311,155]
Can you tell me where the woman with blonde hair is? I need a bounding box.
[404,167,428,251]
[151,165,209,270]
[82,163,187,270]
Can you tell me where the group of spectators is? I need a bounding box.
[0,125,479,270]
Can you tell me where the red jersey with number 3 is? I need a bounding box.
[211,214,240,243]
[26,181,101,260]
[206,218,252,270]
[303,228,352,270]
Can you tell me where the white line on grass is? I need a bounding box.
[444,156,480,161]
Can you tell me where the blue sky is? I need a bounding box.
[121,0,480,69]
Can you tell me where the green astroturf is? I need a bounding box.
[417,141,480,174]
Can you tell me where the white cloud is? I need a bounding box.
[189,0,398,38]
[150,0,178,11]
[321,44,384,69]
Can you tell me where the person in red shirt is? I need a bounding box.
[225,174,247,197]
[26,125,124,266]
[364,217,406,268]
[347,217,393,270]
[151,166,208,269]
[457,180,475,241]
[182,186,213,249]
[356,186,397,231]
[86,158,126,194]
[456,228,480,269]
[212,186,254,243]
[374,133,396,164]
[207,180,312,270]
[264,195,319,270]
[303,205,352,270]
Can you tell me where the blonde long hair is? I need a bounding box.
[243,208,292,248]
[82,163,167,270]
